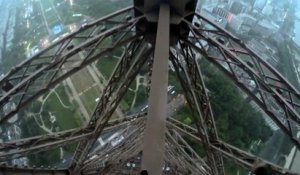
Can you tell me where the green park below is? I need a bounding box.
[1,0,297,172]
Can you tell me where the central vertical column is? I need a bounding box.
[141,3,170,175]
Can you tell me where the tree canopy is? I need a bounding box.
[199,60,272,149]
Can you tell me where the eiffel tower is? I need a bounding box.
[0,0,300,174]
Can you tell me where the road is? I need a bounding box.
[38,0,51,35]
[64,74,91,122]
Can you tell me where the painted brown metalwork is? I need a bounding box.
[182,12,300,148]
[0,0,299,174]
[141,3,170,175]
[69,39,153,173]
[170,50,224,175]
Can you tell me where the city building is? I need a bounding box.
[200,9,228,28]
[247,39,279,66]
[253,19,279,37]
[262,3,273,16]
[227,14,242,32]
[227,13,256,34]
[228,0,250,15]
[212,7,230,19]
[248,0,256,6]
[254,0,267,11]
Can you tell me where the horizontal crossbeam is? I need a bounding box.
[0,166,69,175]
[168,118,298,175]
[0,7,143,125]
[0,114,145,161]
[182,12,300,148]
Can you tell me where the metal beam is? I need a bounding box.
[181,43,225,175]
[168,118,299,175]
[70,39,152,173]
[141,3,170,175]
[170,50,223,175]
[83,122,145,173]
[182,13,300,148]
[0,114,145,161]
[0,1,298,174]
[0,166,69,175]
[166,130,210,175]
[0,8,142,124]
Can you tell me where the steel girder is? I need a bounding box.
[83,121,209,175]
[80,115,297,175]
[0,113,145,162]
[182,12,300,148]
[168,119,298,175]
[0,7,142,124]
[0,113,297,174]
[165,130,210,175]
[0,115,295,174]
[0,1,299,175]
[168,129,206,169]
[141,3,170,175]
[69,39,153,173]
[82,120,145,173]
[0,166,69,175]
[0,94,184,165]
[83,97,189,173]
[170,48,224,174]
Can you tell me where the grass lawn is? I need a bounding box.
[80,86,99,114]
[43,86,81,130]
[134,86,148,107]
[119,99,130,112]
[71,68,96,93]
[96,55,119,79]
[19,112,47,138]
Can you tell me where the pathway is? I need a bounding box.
[130,74,148,109]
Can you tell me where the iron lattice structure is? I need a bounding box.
[0,0,300,174]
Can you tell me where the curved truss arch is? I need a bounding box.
[0,1,299,175]
[182,12,300,148]
[0,6,143,124]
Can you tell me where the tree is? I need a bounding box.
[199,59,272,149]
